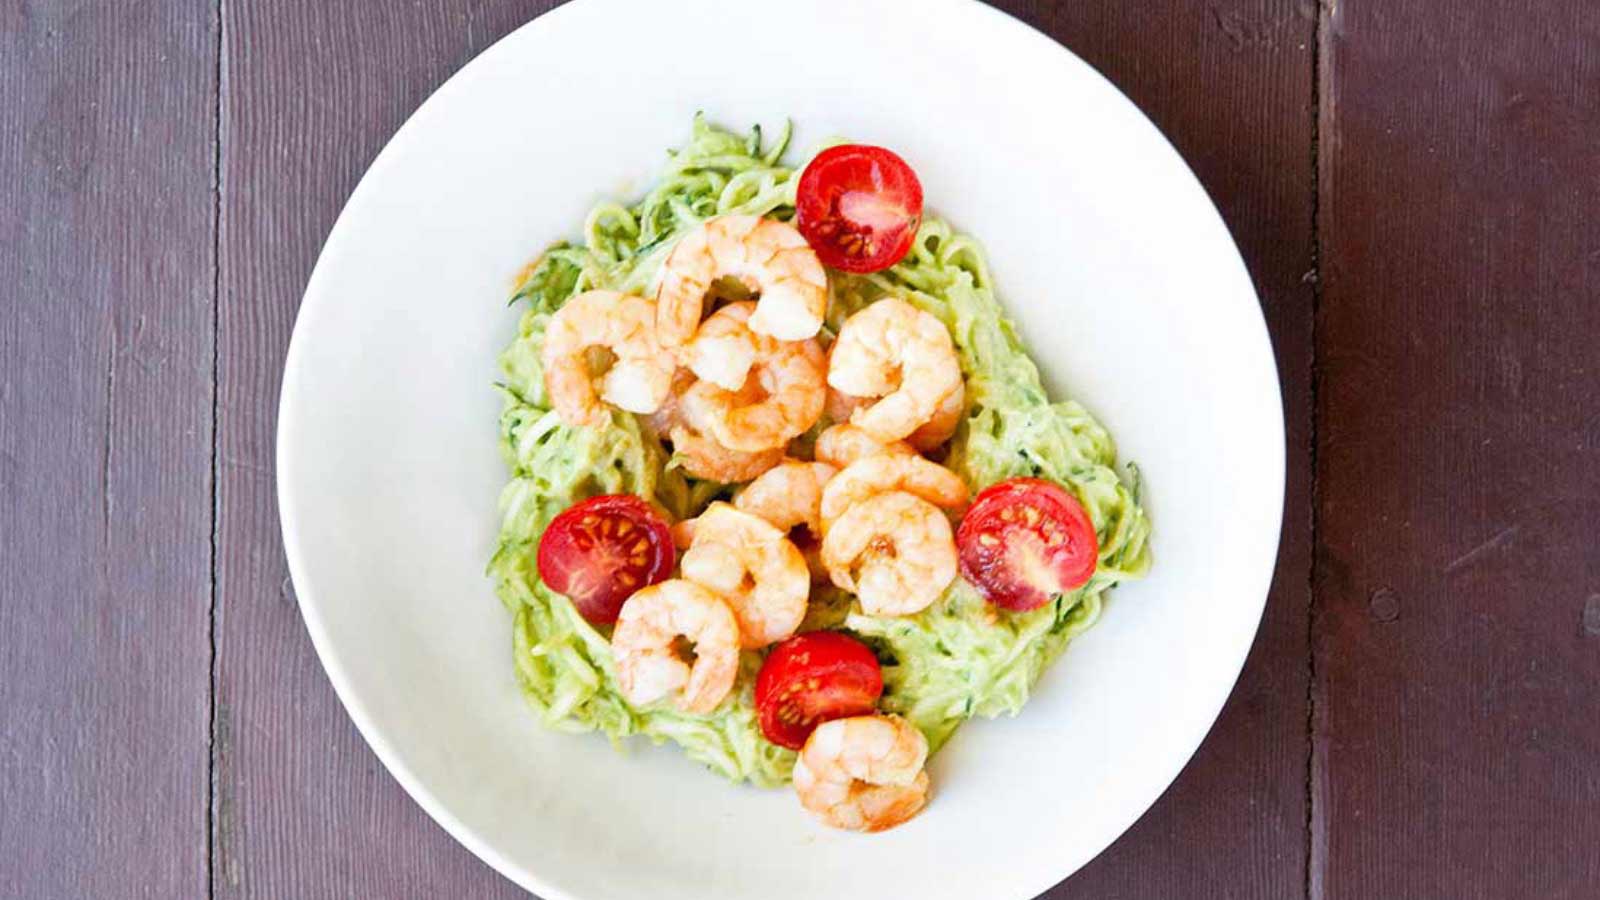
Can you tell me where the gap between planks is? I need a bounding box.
[1305,1,1333,899]
[206,0,227,898]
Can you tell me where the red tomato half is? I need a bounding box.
[536,494,675,625]
[755,631,883,750]
[795,144,924,273]
[956,478,1099,612]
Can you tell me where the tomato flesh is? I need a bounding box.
[536,494,675,625]
[956,478,1099,612]
[795,144,923,273]
[755,631,883,750]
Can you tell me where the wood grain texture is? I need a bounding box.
[206,1,1318,897]
[211,1,559,896]
[1314,1,1600,898]
[0,2,217,897]
[3,0,1584,896]
[984,2,1319,897]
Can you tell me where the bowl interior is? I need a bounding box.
[278,1,1284,898]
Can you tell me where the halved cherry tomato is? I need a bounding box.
[754,631,883,750]
[956,478,1099,612]
[795,144,923,273]
[536,494,675,625]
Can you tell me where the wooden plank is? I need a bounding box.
[211,1,558,896]
[0,2,217,897]
[998,2,1319,897]
[1314,1,1600,897]
[214,0,1317,895]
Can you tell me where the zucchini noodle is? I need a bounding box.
[489,115,1151,785]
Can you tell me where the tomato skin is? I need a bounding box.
[956,478,1099,612]
[795,144,924,273]
[536,494,675,625]
[755,631,883,750]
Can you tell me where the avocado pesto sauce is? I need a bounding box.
[488,116,1151,787]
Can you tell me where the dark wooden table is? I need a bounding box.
[4,2,1597,897]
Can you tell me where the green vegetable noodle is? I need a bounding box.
[489,115,1151,787]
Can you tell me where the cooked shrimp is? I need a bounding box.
[823,383,865,425]
[656,215,828,345]
[813,423,916,469]
[735,459,837,582]
[908,381,965,452]
[685,306,826,452]
[818,454,970,532]
[610,579,740,715]
[651,369,784,483]
[644,368,697,437]
[792,714,930,832]
[541,291,676,427]
[682,300,761,391]
[826,380,964,455]
[679,502,808,648]
[672,425,785,483]
[827,297,962,443]
[820,491,957,617]
[670,518,696,551]
[734,458,836,536]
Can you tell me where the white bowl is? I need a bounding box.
[277,1,1285,897]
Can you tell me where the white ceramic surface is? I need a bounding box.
[277,1,1285,897]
